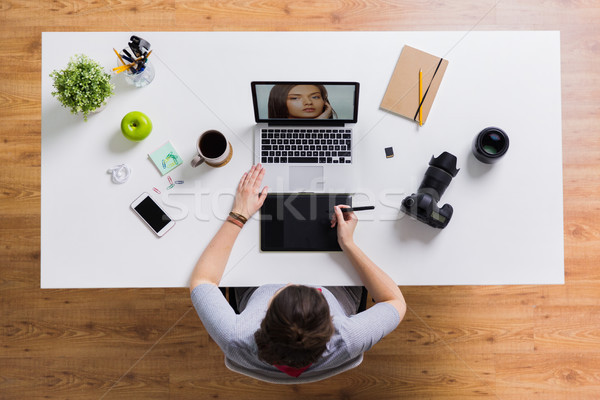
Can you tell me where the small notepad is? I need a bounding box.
[149,141,183,175]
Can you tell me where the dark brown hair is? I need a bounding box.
[254,285,334,368]
[267,84,336,119]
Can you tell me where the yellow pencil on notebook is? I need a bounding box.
[418,69,423,126]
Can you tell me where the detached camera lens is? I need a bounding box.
[472,127,509,164]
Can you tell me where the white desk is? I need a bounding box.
[41,32,564,288]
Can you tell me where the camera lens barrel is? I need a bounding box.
[417,152,459,201]
[428,152,460,175]
[472,127,509,164]
[418,166,453,201]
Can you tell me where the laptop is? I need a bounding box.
[251,81,359,192]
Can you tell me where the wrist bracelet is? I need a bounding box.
[230,212,248,224]
[227,216,244,228]
[229,211,248,225]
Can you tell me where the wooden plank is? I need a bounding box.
[0,356,171,400]
[402,305,535,354]
[168,353,496,400]
[495,353,600,400]
[534,306,600,353]
[0,1,176,28]
[173,0,501,31]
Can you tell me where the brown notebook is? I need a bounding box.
[380,45,449,125]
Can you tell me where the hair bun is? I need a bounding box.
[290,325,304,342]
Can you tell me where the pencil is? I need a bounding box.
[134,50,152,62]
[112,63,134,73]
[419,68,423,126]
[113,48,126,66]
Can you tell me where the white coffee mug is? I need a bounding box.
[190,130,233,168]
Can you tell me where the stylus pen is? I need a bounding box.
[326,206,375,213]
[342,206,375,212]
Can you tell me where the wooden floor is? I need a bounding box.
[1,1,599,399]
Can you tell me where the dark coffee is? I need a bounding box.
[199,131,227,159]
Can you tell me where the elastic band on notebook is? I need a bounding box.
[414,58,444,122]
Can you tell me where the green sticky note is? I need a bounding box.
[149,141,183,175]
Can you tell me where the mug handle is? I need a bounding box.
[190,154,205,168]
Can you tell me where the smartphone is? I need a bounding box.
[130,192,175,237]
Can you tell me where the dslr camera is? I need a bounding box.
[400,152,459,229]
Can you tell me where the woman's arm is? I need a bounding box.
[189,164,268,292]
[331,206,407,318]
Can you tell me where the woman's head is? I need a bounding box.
[254,285,334,368]
[268,84,334,119]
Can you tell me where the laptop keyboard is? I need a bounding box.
[260,128,352,164]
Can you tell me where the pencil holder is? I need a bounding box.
[123,61,155,88]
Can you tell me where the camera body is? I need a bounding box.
[400,152,459,229]
[401,192,454,229]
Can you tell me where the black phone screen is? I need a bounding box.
[134,196,172,233]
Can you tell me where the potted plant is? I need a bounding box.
[50,54,114,121]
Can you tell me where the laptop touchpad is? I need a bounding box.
[289,166,324,191]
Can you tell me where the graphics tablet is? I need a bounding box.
[260,193,351,252]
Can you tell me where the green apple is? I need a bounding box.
[121,111,152,141]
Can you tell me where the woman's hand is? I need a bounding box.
[231,164,269,220]
[330,205,358,249]
[316,102,333,119]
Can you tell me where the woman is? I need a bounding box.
[268,84,337,119]
[189,164,406,383]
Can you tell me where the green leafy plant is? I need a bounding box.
[50,54,114,121]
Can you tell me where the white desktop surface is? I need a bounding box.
[41,31,564,288]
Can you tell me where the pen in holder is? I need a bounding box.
[123,61,155,88]
[112,36,155,88]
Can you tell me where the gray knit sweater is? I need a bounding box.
[191,283,400,384]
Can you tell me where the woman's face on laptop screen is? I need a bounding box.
[285,85,326,118]
[254,82,357,121]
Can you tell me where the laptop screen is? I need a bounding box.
[251,81,359,125]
